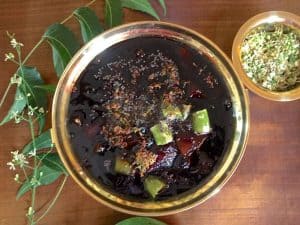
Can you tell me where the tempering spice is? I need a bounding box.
[241,23,300,91]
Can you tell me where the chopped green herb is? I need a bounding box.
[115,156,132,175]
[150,121,173,146]
[144,175,166,198]
[241,23,300,91]
[192,109,211,134]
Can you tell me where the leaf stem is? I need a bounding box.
[23,38,45,65]
[35,176,68,223]
[9,58,21,65]
[61,0,97,24]
[36,147,54,169]
[28,119,38,225]
[61,14,74,24]
[15,32,39,225]
[22,167,29,180]
[0,82,12,109]
[86,0,97,7]
[23,0,97,65]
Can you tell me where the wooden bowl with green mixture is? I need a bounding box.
[232,11,300,101]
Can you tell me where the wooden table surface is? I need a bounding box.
[0,1,299,225]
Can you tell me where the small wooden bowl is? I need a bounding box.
[232,11,300,101]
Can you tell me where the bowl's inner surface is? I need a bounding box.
[67,36,235,201]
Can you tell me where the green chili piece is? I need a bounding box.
[192,109,211,134]
[115,156,132,175]
[144,175,166,198]
[150,121,173,146]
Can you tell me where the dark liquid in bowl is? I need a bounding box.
[67,37,234,200]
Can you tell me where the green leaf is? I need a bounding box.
[158,0,166,15]
[121,0,159,20]
[23,129,53,155]
[73,7,104,43]
[37,152,67,174]
[43,23,80,76]
[38,115,46,134]
[35,84,56,94]
[18,66,47,109]
[116,217,168,225]
[105,0,123,28]
[16,165,63,200]
[0,87,26,126]
[52,47,65,76]
[16,179,32,200]
[37,165,63,185]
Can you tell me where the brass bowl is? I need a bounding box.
[232,11,300,101]
[52,21,250,216]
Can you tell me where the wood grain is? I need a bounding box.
[0,1,299,225]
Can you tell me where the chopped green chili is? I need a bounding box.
[115,156,132,175]
[144,175,166,198]
[150,121,173,146]
[192,109,211,134]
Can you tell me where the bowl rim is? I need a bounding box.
[52,21,250,216]
[232,11,300,101]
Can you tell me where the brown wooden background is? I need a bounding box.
[0,1,299,225]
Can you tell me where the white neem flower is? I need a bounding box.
[10,38,24,49]
[7,162,16,170]
[26,207,34,217]
[28,150,36,158]
[38,107,45,114]
[30,177,40,186]
[14,173,20,183]
[10,74,22,86]
[14,115,22,124]
[27,110,34,116]
[4,52,14,61]
[10,150,29,168]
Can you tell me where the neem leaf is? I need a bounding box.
[116,217,168,225]
[105,0,123,28]
[16,179,32,200]
[73,7,104,43]
[158,0,167,15]
[37,165,63,185]
[23,129,53,155]
[0,87,26,126]
[43,23,80,76]
[121,0,159,20]
[37,115,45,134]
[37,153,67,174]
[35,84,56,94]
[17,166,63,199]
[18,66,47,109]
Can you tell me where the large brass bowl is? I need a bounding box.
[52,21,250,216]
